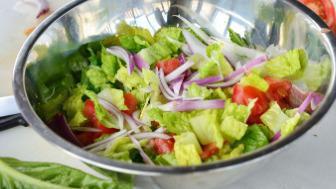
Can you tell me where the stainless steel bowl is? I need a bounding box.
[13,0,336,188]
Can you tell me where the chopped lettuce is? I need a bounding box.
[285,108,310,124]
[228,28,251,47]
[222,100,251,123]
[206,43,233,77]
[117,21,154,44]
[101,48,120,82]
[119,35,150,53]
[185,83,212,99]
[84,90,118,129]
[142,69,161,103]
[154,27,184,52]
[280,113,301,138]
[155,153,177,166]
[137,41,173,65]
[189,110,224,148]
[198,60,219,78]
[115,67,145,90]
[210,88,227,99]
[263,49,307,79]
[98,88,127,110]
[234,125,269,152]
[146,108,192,134]
[104,137,134,162]
[240,73,269,92]
[220,116,248,141]
[174,132,202,165]
[260,102,289,133]
[63,86,87,127]
[85,66,108,90]
[221,144,244,160]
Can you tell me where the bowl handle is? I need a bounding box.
[0,96,28,131]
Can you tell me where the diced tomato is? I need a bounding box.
[299,0,336,33]
[122,93,138,115]
[75,132,101,146]
[151,138,175,154]
[201,143,219,160]
[232,84,269,124]
[264,77,292,109]
[83,99,118,134]
[156,58,181,75]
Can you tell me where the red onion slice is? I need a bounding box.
[206,74,243,88]
[182,44,193,55]
[132,111,150,126]
[298,93,313,114]
[131,132,171,140]
[156,68,182,100]
[165,60,194,82]
[178,53,186,64]
[23,0,50,19]
[133,54,150,70]
[184,75,222,87]
[84,130,127,151]
[107,46,134,74]
[271,131,281,142]
[310,93,324,111]
[98,98,124,130]
[129,135,154,165]
[170,75,185,96]
[158,99,225,112]
[225,55,268,81]
[124,114,140,133]
[182,30,207,57]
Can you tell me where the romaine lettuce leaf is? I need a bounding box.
[260,102,289,133]
[206,43,233,77]
[137,42,173,65]
[240,73,269,92]
[104,137,134,162]
[115,67,145,90]
[263,49,307,79]
[154,27,184,52]
[101,47,120,82]
[198,60,219,78]
[119,35,150,53]
[85,66,108,90]
[185,83,212,99]
[228,28,251,47]
[142,69,161,103]
[174,132,202,165]
[220,116,248,141]
[117,21,154,44]
[222,100,251,123]
[189,110,224,148]
[280,113,301,137]
[63,86,87,127]
[221,144,244,160]
[98,88,127,110]
[155,153,177,166]
[234,125,269,152]
[146,108,192,134]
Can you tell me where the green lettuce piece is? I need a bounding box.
[222,100,251,123]
[240,73,269,92]
[285,108,310,124]
[115,67,145,90]
[137,42,173,65]
[86,66,108,90]
[155,153,177,166]
[146,108,192,134]
[198,60,219,78]
[117,21,154,44]
[119,35,150,53]
[98,88,127,110]
[228,28,251,47]
[281,113,301,137]
[186,83,212,99]
[263,49,307,79]
[174,132,202,165]
[210,88,227,99]
[0,157,132,189]
[154,27,184,52]
[63,86,87,127]
[189,110,224,148]
[206,43,233,77]
[234,125,269,152]
[84,90,118,129]
[101,47,120,82]
[260,102,289,133]
[142,69,161,103]
[104,137,134,162]
[220,116,248,141]
[299,58,331,91]
[221,144,245,160]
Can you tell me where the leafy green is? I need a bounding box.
[155,153,177,166]
[198,60,219,78]
[146,108,192,134]
[117,21,154,44]
[240,73,269,92]
[234,125,269,153]
[115,67,145,90]
[228,28,251,47]
[222,100,251,123]
[104,137,134,162]
[220,116,248,141]
[63,86,87,127]
[142,69,161,103]
[174,132,202,166]
[260,102,289,133]
[86,66,108,91]
[0,157,132,189]
[263,49,307,79]
[206,43,233,77]
[154,27,184,52]
[189,110,224,148]
[221,144,245,160]
[185,83,212,99]
[137,42,173,65]
[119,35,150,53]
[280,113,301,137]
[101,47,120,82]
[98,88,127,110]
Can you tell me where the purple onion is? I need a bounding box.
[98,98,124,130]
[206,75,243,88]
[271,131,281,142]
[311,93,324,110]
[182,30,207,57]
[165,60,194,82]
[133,53,150,70]
[184,75,222,87]
[298,93,313,114]
[170,75,185,96]
[178,53,186,64]
[107,46,134,74]
[158,99,225,112]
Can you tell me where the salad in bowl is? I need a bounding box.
[29,16,329,166]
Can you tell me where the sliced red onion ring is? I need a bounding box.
[182,30,207,57]
[158,99,225,112]
[131,132,171,140]
[182,44,193,55]
[170,75,185,96]
[165,60,194,82]
[289,85,307,108]
[129,135,154,165]
[225,55,268,81]
[184,75,222,87]
[107,46,134,74]
[271,131,281,142]
[156,68,182,100]
[72,127,102,133]
[124,114,140,133]
[133,53,149,70]
[23,0,50,18]
[298,93,313,114]
[206,74,243,88]
[98,98,124,130]
[311,93,324,111]
[174,15,213,44]
[132,111,150,126]
[84,130,127,151]
[178,53,186,64]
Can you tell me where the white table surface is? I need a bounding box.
[1,1,335,188]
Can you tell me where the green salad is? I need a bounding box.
[29,18,329,166]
